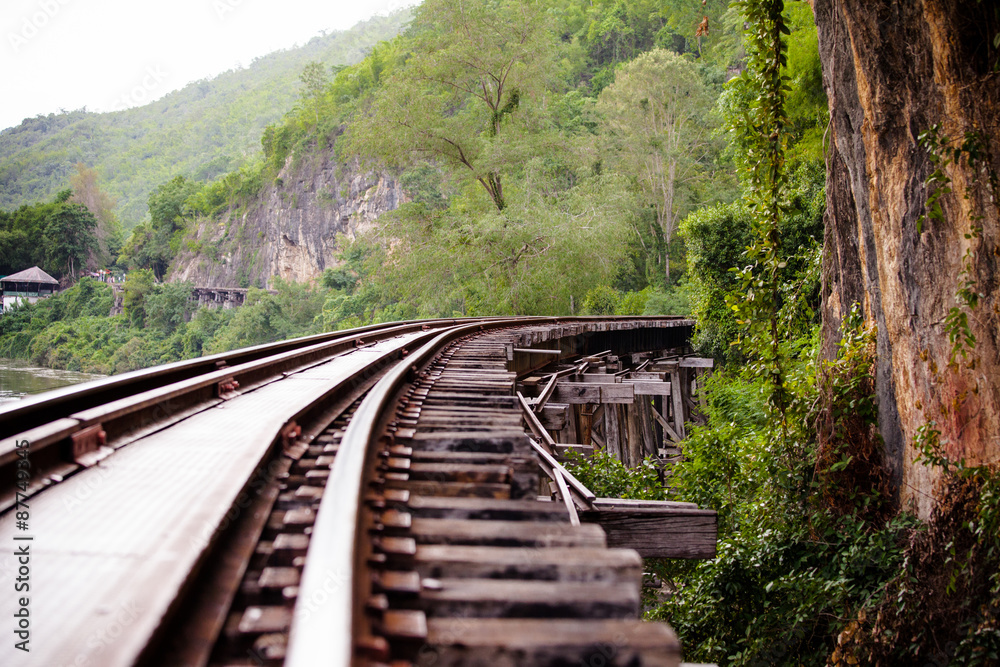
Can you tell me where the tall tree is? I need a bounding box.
[43,202,97,279]
[121,175,200,279]
[298,61,331,126]
[69,162,122,267]
[598,48,712,280]
[351,0,563,212]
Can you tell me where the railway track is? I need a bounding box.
[0,316,710,666]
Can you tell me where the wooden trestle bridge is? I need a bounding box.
[0,316,717,667]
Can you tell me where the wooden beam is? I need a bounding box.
[605,404,622,460]
[533,373,559,413]
[553,443,594,459]
[538,403,568,431]
[669,370,686,440]
[624,381,672,396]
[563,402,579,444]
[678,357,715,368]
[516,392,597,508]
[551,460,580,526]
[577,405,592,450]
[638,399,659,460]
[630,371,666,381]
[580,506,718,559]
[516,392,556,453]
[581,373,618,383]
[650,404,682,443]
[553,382,634,405]
[625,403,641,468]
[592,497,698,510]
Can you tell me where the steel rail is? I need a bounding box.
[285,317,551,666]
[1,315,691,440]
[284,315,695,667]
[0,314,695,666]
[0,317,495,438]
[0,319,515,512]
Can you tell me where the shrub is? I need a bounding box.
[582,285,620,315]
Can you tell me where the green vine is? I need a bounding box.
[916,125,997,368]
[729,0,792,438]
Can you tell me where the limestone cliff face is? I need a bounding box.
[170,144,403,288]
[813,0,1000,516]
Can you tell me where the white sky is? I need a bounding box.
[0,0,419,131]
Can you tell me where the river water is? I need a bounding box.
[0,358,105,406]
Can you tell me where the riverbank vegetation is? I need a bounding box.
[2,1,998,664]
[0,276,327,374]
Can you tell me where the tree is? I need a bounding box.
[122,175,200,279]
[122,269,155,326]
[598,49,712,280]
[43,203,97,279]
[69,163,123,268]
[298,61,331,126]
[0,201,50,274]
[351,0,563,212]
[147,175,199,230]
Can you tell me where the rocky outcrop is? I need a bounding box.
[813,0,1000,516]
[170,141,403,288]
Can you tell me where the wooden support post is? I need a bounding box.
[681,368,693,424]
[565,402,579,445]
[592,404,605,426]
[652,396,664,448]
[638,399,658,460]
[578,404,593,451]
[605,404,622,461]
[625,404,642,468]
[669,369,686,440]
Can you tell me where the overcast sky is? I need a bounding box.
[0,0,419,132]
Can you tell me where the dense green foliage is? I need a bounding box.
[0,277,328,374]
[565,3,997,666]
[0,189,98,278]
[313,0,748,320]
[0,12,410,226]
[120,176,202,278]
[565,449,668,500]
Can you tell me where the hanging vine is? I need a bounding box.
[728,0,792,438]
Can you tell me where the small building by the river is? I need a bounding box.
[1,266,59,312]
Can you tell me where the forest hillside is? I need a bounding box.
[0,10,410,225]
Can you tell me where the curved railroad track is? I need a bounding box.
[0,316,715,667]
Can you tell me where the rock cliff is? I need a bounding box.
[169,141,403,288]
[813,0,999,516]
